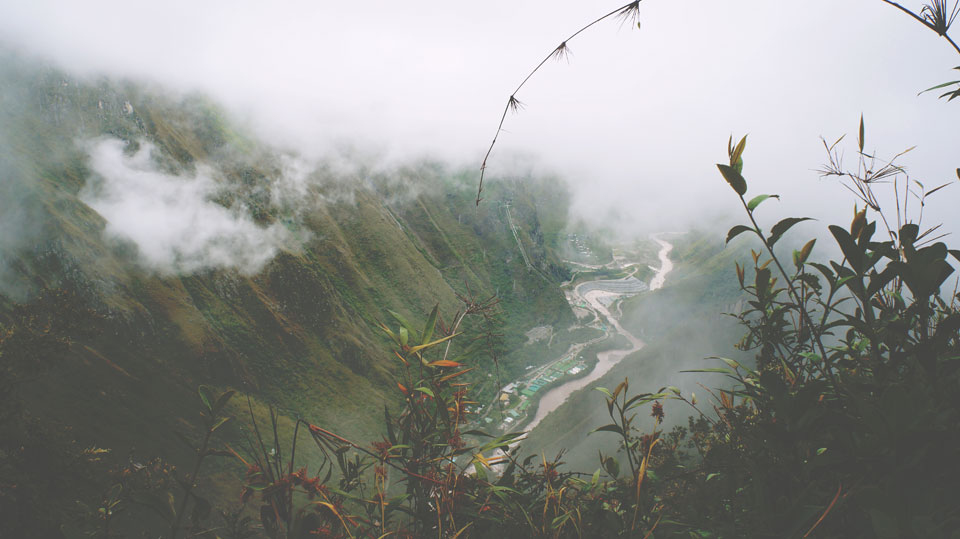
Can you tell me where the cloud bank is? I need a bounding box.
[81,138,292,275]
[2,0,958,236]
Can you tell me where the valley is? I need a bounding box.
[477,235,675,435]
[0,56,757,536]
[4,0,958,530]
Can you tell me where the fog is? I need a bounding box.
[2,0,958,233]
[0,120,43,300]
[81,138,297,274]
[3,0,956,498]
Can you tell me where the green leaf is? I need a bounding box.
[623,392,654,409]
[681,367,737,375]
[755,267,771,292]
[706,473,720,482]
[380,324,397,344]
[590,424,624,436]
[407,332,458,354]
[626,393,668,410]
[385,405,397,445]
[388,310,417,340]
[919,80,960,94]
[210,416,232,433]
[414,387,434,398]
[747,194,778,211]
[809,262,835,282]
[474,461,488,482]
[399,327,408,347]
[794,238,816,268]
[858,115,865,152]
[717,164,747,196]
[595,387,614,399]
[421,304,438,345]
[816,447,828,456]
[830,225,865,274]
[198,385,214,411]
[867,266,898,298]
[797,272,821,291]
[836,275,856,288]
[612,378,628,400]
[167,491,177,521]
[768,217,813,247]
[720,357,742,370]
[602,456,620,479]
[925,182,951,198]
[726,225,755,244]
[730,135,747,167]
[850,207,867,239]
[211,390,235,415]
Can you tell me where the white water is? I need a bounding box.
[648,236,674,291]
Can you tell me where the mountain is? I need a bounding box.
[0,50,575,532]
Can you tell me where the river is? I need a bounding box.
[524,235,674,431]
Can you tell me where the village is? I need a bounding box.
[482,353,589,429]
[469,233,671,434]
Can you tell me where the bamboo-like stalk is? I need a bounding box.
[477,1,641,206]
[881,0,960,54]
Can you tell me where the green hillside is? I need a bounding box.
[0,52,575,533]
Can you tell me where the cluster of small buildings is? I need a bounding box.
[490,355,588,429]
[567,233,595,259]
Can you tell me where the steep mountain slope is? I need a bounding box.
[0,51,574,529]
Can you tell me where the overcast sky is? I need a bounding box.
[2,0,958,235]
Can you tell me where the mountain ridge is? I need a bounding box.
[0,51,577,529]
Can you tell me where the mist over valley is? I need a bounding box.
[1,2,959,537]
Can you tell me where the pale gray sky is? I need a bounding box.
[2,0,957,234]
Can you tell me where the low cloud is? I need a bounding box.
[81,138,293,275]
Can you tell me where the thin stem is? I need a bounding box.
[477,1,640,205]
[739,196,837,387]
[288,418,301,537]
[617,401,637,477]
[171,427,213,539]
[881,0,960,55]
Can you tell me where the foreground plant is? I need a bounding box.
[677,124,960,536]
[213,289,679,538]
[88,385,236,539]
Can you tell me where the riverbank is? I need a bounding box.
[479,233,675,437]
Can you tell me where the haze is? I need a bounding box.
[2,0,957,233]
